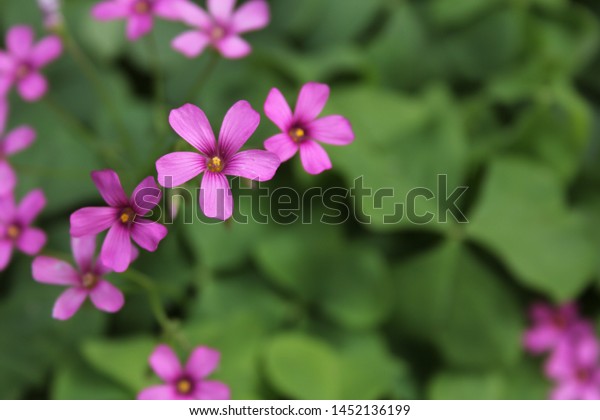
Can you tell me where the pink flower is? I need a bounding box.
[156,101,280,220]
[138,344,230,400]
[523,302,580,354]
[32,236,134,320]
[0,100,36,195]
[0,25,62,102]
[92,0,194,41]
[0,189,47,271]
[546,323,600,400]
[172,0,269,59]
[264,82,355,175]
[70,170,167,273]
[37,0,64,31]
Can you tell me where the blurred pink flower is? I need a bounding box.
[70,170,167,273]
[264,82,355,175]
[156,101,280,220]
[37,0,64,31]
[0,100,36,195]
[92,0,194,41]
[0,189,47,270]
[32,236,135,320]
[0,25,62,102]
[172,0,269,59]
[138,344,230,400]
[523,302,580,354]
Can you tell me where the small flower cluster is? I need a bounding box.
[524,302,600,399]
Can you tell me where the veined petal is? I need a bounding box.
[224,150,280,181]
[126,14,153,40]
[89,280,125,313]
[171,31,210,58]
[299,140,332,175]
[70,207,119,237]
[32,256,79,286]
[169,104,216,156]
[17,189,46,225]
[7,26,34,58]
[149,344,182,382]
[16,227,47,255]
[186,346,221,380]
[130,219,167,252]
[308,115,354,145]
[264,88,292,132]
[91,1,131,20]
[294,82,330,123]
[17,73,48,102]
[218,100,259,157]
[91,169,129,207]
[200,172,233,220]
[100,222,132,273]
[3,126,36,155]
[215,35,251,59]
[30,35,62,68]
[0,160,16,196]
[208,0,236,22]
[175,1,211,28]
[231,0,269,33]
[131,176,162,216]
[264,133,298,162]
[0,240,14,271]
[156,152,206,188]
[52,287,88,320]
[72,235,97,272]
[195,381,231,400]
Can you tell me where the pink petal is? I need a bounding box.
[0,160,16,196]
[551,381,580,400]
[156,152,206,188]
[70,207,119,237]
[100,222,132,273]
[218,100,259,157]
[16,227,47,255]
[17,189,46,225]
[200,172,233,220]
[308,115,354,145]
[0,194,16,222]
[3,126,36,155]
[264,133,298,162]
[17,73,48,102]
[91,1,130,20]
[138,385,180,400]
[224,150,280,181]
[523,326,558,354]
[149,344,183,382]
[215,35,251,59]
[7,26,34,58]
[89,279,125,313]
[32,256,79,286]
[231,0,269,33]
[299,140,332,175]
[294,82,330,123]
[30,35,62,68]
[195,381,231,400]
[169,104,216,156]
[130,219,168,252]
[0,97,7,133]
[0,240,14,271]
[0,52,14,73]
[186,346,221,380]
[171,31,210,58]
[0,77,12,97]
[126,14,153,40]
[72,235,97,272]
[175,1,212,28]
[52,287,88,320]
[208,0,236,22]
[264,88,292,132]
[91,169,129,208]
[130,176,162,216]
[153,0,189,20]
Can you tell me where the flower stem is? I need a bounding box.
[185,52,220,104]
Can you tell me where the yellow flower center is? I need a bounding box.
[289,127,306,143]
[176,378,193,395]
[120,208,136,224]
[82,272,99,289]
[7,225,20,240]
[134,0,150,14]
[210,26,226,41]
[207,156,224,173]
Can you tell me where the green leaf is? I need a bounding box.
[52,359,131,400]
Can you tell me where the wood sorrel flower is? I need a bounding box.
[156,101,281,220]
[523,302,580,354]
[138,344,230,400]
[0,25,62,102]
[0,189,47,271]
[32,236,134,320]
[172,0,269,59]
[0,100,36,195]
[92,0,194,41]
[70,170,167,273]
[264,82,355,175]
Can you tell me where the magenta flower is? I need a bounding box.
[264,82,355,175]
[0,25,62,102]
[546,323,600,400]
[138,344,230,400]
[0,100,36,195]
[156,101,280,220]
[32,236,135,320]
[0,189,47,271]
[523,302,580,354]
[172,0,269,59]
[92,0,194,41]
[70,170,167,273]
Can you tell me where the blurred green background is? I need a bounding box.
[1,0,600,400]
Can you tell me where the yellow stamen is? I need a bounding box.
[211,26,226,41]
[289,127,306,143]
[82,273,98,289]
[176,379,193,395]
[7,225,20,240]
[120,208,135,224]
[207,156,224,173]
[134,0,150,14]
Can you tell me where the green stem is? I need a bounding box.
[185,52,220,104]
[147,33,168,139]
